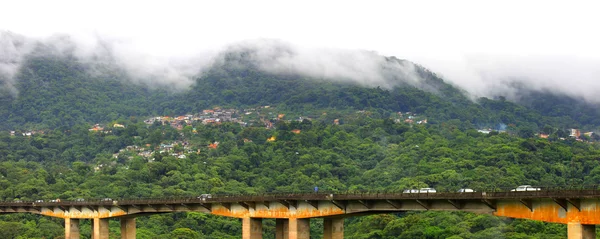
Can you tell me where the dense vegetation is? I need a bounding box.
[2,46,600,132]
[1,46,600,238]
[2,115,599,238]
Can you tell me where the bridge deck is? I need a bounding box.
[2,190,600,207]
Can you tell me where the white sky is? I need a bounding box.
[1,0,600,100]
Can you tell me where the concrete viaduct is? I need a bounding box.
[2,190,600,239]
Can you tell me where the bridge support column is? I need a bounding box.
[275,219,288,239]
[323,218,343,239]
[120,218,136,239]
[242,217,262,239]
[288,218,310,239]
[568,222,596,239]
[65,218,80,239]
[92,218,109,239]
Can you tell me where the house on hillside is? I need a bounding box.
[208,142,219,149]
[570,129,581,138]
[160,144,174,152]
[138,151,153,158]
[89,124,104,132]
[265,121,274,129]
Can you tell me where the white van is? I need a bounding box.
[419,188,437,193]
[510,185,541,191]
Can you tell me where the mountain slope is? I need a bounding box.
[0,44,598,132]
[0,51,175,129]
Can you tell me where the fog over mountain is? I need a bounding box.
[217,39,426,88]
[1,31,599,104]
[421,54,600,103]
[0,32,33,97]
[2,1,600,104]
[0,31,216,93]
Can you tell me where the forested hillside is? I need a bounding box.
[2,45,599,132]
[1,45,600,238]
[2,114,597,238]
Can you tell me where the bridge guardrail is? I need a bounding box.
[6,185,600,206]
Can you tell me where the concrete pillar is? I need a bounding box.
[276,219,288,239]
[242,217,263,239]
[323,218,344,239]
[91,219,94,239]
[92,218,109,239]
[65,218,80,239]
[568,222,596,239]
[583,224,596,239]
[120,218,136,239]
[288,218,310,239]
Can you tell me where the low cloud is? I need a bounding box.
[97,38,217,89]
[0,31,217,93]
[416,54,600,103]
[0,31,35,97]
[220,39,423,89]
[2,32,599,105]
[1,34,425,97]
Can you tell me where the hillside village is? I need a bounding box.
[6,106,595,144]
[106,108,430,165]
[5,106,596,173]
[6,106,595,145]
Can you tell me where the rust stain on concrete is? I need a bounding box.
[40,207,127,219]
[494,200,600,224]
[211,205,249,218]
[210,204,344,218]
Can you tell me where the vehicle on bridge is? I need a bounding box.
[198,194,212,199]
[419,188,437,193]
[511,185,541,191]
[2,191,600,239]
[458,188,475,193]
[403,188,437,193]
